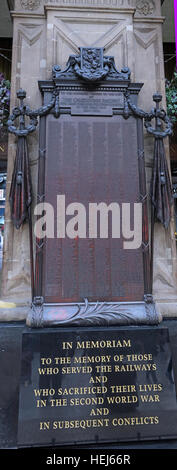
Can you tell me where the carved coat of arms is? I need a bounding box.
[74,48,112,82]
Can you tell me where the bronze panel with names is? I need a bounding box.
[43,109,144,303]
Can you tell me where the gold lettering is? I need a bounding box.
[140,395,160,403]
[76,339,131,349]
[139,384,163,392]
[110,385,136,393]
[126,354,153,362]
[49,398,67,407]
[57,386,107,395]
[62,342,73,350]
[89,375,107,384]
[70,396,104,406]
[112,416,159,426]
[107,395,138,405]
[90,408,109,416]
[40,421,50,430]
[52,419,110,430]
[62,366,92,374]
[37,399,47,408]
[95,365,112,373]
[55,356,71,364]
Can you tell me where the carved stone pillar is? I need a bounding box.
[134,0,177,317]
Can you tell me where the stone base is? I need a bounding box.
[156,300,177,318]
[0,305,28,322]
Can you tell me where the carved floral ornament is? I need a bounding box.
[136,0,155,16]
[20,0,41,9]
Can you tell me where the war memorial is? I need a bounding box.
[0,0,177,455]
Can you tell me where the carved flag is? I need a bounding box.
[151,137,173,229]
[9,136,32,229]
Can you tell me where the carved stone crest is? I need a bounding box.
[136,0,155,16]
[20,0,41,9]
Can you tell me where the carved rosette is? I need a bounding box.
[136,0,155,16]
[20,0,41,9]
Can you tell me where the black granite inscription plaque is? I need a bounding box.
[18,327,177,447]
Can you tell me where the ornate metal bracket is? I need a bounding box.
[8,88,58,137]
[28,296,44,328]
[8,89,38,137]
[124,90,173,139]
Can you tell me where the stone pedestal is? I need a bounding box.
[1,0,176,321]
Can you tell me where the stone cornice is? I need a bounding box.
[11,11,45,17]
[44,0,135,8]
[13,0,162,17]
[134,16,165,24]
[15,0,136,12]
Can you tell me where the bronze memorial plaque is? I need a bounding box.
[43,110,144,304]
[29,48,155,327]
